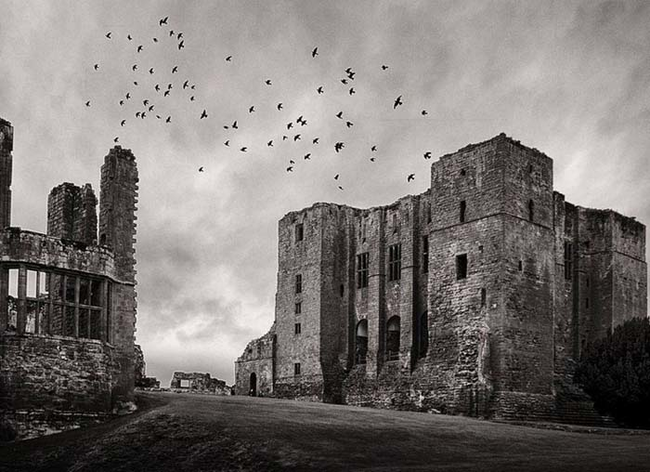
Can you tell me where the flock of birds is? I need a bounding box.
[86,15,436,190]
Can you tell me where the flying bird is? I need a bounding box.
[282,135,288,141]
[169,30,175,37]
[423,151,432,159]
[370,157,376,162]
[153,37,158,43]
[294,134,301,141]
[287,122,293,130]
[381,64,389,70]
[336,111,343,119]
[149,68,154,74]
[267,140,273,147]
[93,63,99,70]
[349,88,355,95]
[338,186,344,191]
[177,32,183,40]
[200,109,208,119]
[311,47,318,57]
[225,55,232,62]
[265,79,272,85]
[198,167,204,172]
[183,80,189,89]
[340,78,348,85]
[191,84,195,90]
[277,103,283,110]
[371,145,377,152]
[312,138,319,144]
[127,34,132,41]
[249,106,255,113]
[148,105,154,111]
[155,84,160,92]
[287,166,294,172]
[289,160,295,164]
[393,95,403,109]
[190,96,195,102]
[165,116,171,123]
[126,93,131,100]
[164,90,170,97]
[317,86,323,94]
[141,111,147,119]
[133,81,138,86]
[120,120,126,127]
[346,121,353,128]
[421,110,428,116]
[172,66,178,73]
[304,153,311,160]
[335,142,344,152]
[85,100,91,107]
[178,40,184,50]
[159,16,169,26]
[334,174,339,180]
[119,100,124,106]
[132,64,138,71]
[232,120,238,129]
[142,98,148,106]
[167,83,173,89]
[407,173,415,182]
[137,45,143,53]
[224,140,230,146]
[240,147,247,152]
[113,137,119,143]
[105,32,112,39]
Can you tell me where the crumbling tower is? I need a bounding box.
[99,145,139,402]
[0,118,13,229]
[47,182,98,245]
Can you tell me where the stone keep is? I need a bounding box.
[235,133,647,423]
[0,117,139,440]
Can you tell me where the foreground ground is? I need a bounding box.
[2,392,650,471]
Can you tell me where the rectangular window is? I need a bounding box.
[295,302,302,314]
[422,236,429,273]
[294,362,301,376]
[356,252,369,288]
[456,254,468,280]
[585,298,589,309]
[180,379,190,388]
[518,260,523,271]
[388,244,402,281]
[481,288,486,307]
[295,323,301,334]
[295,274,302,293]
[26,270,37,298]
[296,223,304,242]
[564,241,572,280]
[460,200,466,223]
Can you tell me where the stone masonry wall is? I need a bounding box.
[235,325,275,396]
[47,183,98,246]
[0,118,13,230]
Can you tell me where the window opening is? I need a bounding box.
[355,319,368,364]
[564,242,572,280]
[456,254,468,280]
[356,252,369,288]
[528,200,534,222]
[295,323,301,334]
[417,312,428,358]
[294,363,301,376]
[388,244,402,281]
[386,316,400,360]
[422,236,429,273]
[296,223,304,242]
[295,274,302,293]
[460,200,466,223]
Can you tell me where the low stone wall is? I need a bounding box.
[0,332,118,440]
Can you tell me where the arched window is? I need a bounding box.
[386,316,400,360]
[417,312,428,358]
[249,372,257,396]
[355,319,368,364]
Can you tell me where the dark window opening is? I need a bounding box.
[460,168,466,176]
[481,288,486,307]
[295,323,301,334]
[386,316,400,360]
[422,236,429,273]
[460,200,466,223]
[356,252,369,288]
[417,312,428,358]
[518,260,523,272]
[585,240,590,250]
[528,164,533,174]
[564,242,572,280]
[296,223,304,242]
[355,319,368,364]
[339,284,344,297]
[586,277,590,288]
[295,274,302,293]
[585,298,589,309]
[295,302,301,314]
[294,363,301,376]
[388,244,402,281]
[456,254,468,280]
[528,200,534,222]
[249,373,257,396]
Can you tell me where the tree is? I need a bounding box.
[575,317,650,427]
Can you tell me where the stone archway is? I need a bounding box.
[249,372,257,396]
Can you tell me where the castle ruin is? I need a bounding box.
[235,133,647,423]
[0,117,139,440]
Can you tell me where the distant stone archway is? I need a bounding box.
[249,372,257,396]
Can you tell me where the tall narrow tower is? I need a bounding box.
[0,118,13,229]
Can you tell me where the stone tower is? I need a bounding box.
[47,182,98,245]
[99,145,139,404]
[0,118,13,229]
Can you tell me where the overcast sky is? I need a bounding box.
[1,0,649,385]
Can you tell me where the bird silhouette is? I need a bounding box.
[133,81,138,86]
[119,100,124,106]
[141,111,146,119]
[159,16,169,26]
[232,120,238,129]
[267,140,273,147]
[312,138,319,144]
[225,55,232,62]
[345,67,353,74]
[265,79,272,85]
[113,137,119,143]
[249,106,255,113]
[149,68,154,74]
[169,30,175,37]
[277,103,283,110]
[126,93,131,99]
[340,78,348,85]
[289,160,295,164]
[183,80,189,89]
[148,105,155,112]
[143,99,149,106]
[178,41,184,50]
[120,120,126,127]
[177,32,183,40]
[240,147,248,152]
[349,88,355,95]
[370,157,376,162]
[105,32,112,39]
[282,135,288,141]
[304,153,311,160]
[132,64,138,71]
[317,86,323,94]
[335,142,344,152]
[338,186,344,191]
[223,125,229,129]
[336,111,343,119]
[311,47,318,57]
[164,90,170,97]
[407,174,415,182]
[172,66,178,73]
[287,122,293,130]
[348,72,356,80]
[294,134,301,141]
[334,174,339,180]
[224,140,230,146]
[287,166,294,172]
[198,167,204,172]
[153,37,158,43]
[393,95,403,109]
[201,110,208,119]
[346,121,353,128]
[423,151,432,159]
[85,101,91,107]
[167,83,172,89]
[156,115,161,119]
[165,116,171,123]
[191,84,196,90]
[137,45,143,53]
[381,65,389,70]
[155,84,160,92]
[190,96,195,102]
[93,63,99,70]
[300,120,308,126]
[421,110,428,116]
[371,145,377,152]
[127,34,132,41]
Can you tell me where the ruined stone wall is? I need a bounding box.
[47,183,98,246]
[0,119,12,230]
[235,325,275,396]
[0,333,118,439]
[170,372,230,395]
